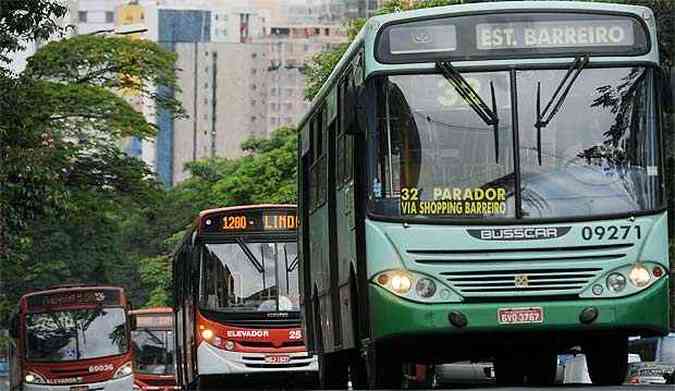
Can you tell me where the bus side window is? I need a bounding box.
[310,108,327,210]
[320,107,329,204]
[337,80,345,185]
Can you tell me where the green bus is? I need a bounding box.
[297,1,671,388]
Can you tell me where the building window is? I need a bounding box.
[325,28,330,36]
[251,116,257,122]
[251,68,257,75]
[78,11,87,23]
[250,84,257,91]
[251,99,257,106]
[105,11,114,23]
[284,103,293,111]
[251,52,258,58]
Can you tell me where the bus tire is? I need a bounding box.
[494,352,526,386]
[585,336,628,385]
[320,351,349,389]
[368,346,403,389]
[347,272,368,389]
[525,351,557,385]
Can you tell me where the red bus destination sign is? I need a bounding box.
[136,314,173,328]
[26,289,121,309]
[201,209,297,233]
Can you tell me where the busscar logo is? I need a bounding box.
[467,226,571,241]
[514,275,529,288]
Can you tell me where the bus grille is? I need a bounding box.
[409,243,632,297]
[440,267,602,295]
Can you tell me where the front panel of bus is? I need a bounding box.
[362,8,669,349]
[192,207,317,377]
[19,288,133,391]
[131,311,177,391]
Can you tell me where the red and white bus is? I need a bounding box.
[173,205,317,388]
[8,285,134,391]
[130,307,178,391]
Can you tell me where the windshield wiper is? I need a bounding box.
[535,55,589,165]
[236,239,264,274]
[436,61,500,162]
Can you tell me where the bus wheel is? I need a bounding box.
[585,336,628,385]
[320,351,349,389]
[525,351,557,385]
[367,347,403,389]
[348,349,368,389]
[494,353,526,386]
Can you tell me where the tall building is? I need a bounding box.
[265,24,345,131]
[309,0,387,23]
[6,1,351,187]
[171,42,268,184]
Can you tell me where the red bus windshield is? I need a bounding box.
[25,307,128,362]
[200,241,299,313]
[132,328,175,375]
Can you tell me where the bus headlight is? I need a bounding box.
[201,328,214,341]
[25,371,47,384]
[606,273,626,292]
[113,362,133,379]
[390,273,412,294]
[373,270,460,303]
[628,263,651,287]
[415,277,437,298]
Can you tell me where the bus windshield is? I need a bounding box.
[25,307,128,362]
[370,66,662,220]
[132,329,175,375]
[200,241,300,313]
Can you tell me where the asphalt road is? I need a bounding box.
[196,385,674,390]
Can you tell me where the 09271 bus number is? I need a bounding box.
[581,225,641,241]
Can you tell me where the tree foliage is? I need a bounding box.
[0,9,182,321]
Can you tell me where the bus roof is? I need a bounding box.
[129,307,173,316]
[21,285,124,300]
[299,0,658,131]
[367,1,653,25]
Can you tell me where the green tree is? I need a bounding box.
[0,29,182,320]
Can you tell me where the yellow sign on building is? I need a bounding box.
[116,3,146,97]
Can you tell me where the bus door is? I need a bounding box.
[335,67,360,350]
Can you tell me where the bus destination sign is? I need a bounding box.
[377,13,648,63]
[26,289,121,309]
[201,209,298,233]
[476,20,634,50]
[136,314,173,328]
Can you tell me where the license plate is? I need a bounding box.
[264,355,290,364]
[497,307,544,324]
[69,387,88,391]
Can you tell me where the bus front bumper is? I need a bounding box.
[23,375,133,391]
[197,342,318,375]
[369,277,670,340]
